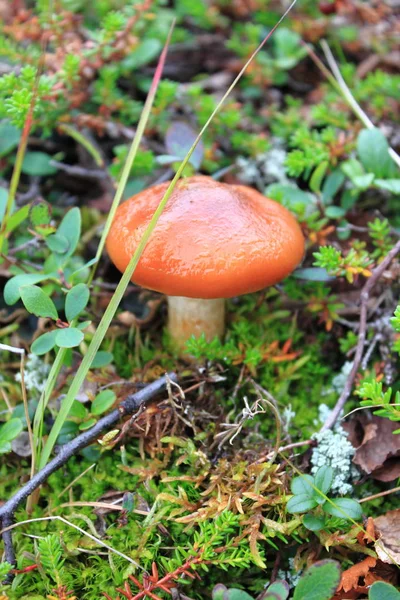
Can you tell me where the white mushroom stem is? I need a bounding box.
[167,296,225,348]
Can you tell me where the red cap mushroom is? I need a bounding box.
[106,176,304,348]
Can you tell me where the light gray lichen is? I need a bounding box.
[236,138,290,187]
[311,403,358,495]
[15,354,50,395]
[277,557,303,589]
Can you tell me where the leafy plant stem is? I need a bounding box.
[0,36,47,252]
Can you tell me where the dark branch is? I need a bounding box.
[0,373,177,573]
[321,240,400,431]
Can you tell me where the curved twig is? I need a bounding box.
[0,373,177,575]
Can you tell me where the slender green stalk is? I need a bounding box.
[320,39,400,169]
[303,39,400,169]
[88,20,176,285]
[39,1,298,468]
[33,347,67,460]
[59,124,104,167]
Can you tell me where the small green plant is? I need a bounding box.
[313,243,373,283]
[0,418,23,454]
[356,378,400,432]
[286,466,362,531]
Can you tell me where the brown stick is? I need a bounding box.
[0,373,176,579]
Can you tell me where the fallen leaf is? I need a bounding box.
[338,556,376,593]
[374,509,400,564]
[356,517,375,546]
[345,415,400,481]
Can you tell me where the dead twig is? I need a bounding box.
[0,373,176,579]
[321,240,400,431]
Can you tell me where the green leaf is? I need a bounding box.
[67,400,88,420]
[0,187,7,223]
[65,283,90,322]
[4,273,54,305]
[292,268,334,282]
[293,560,341,600]
[264,580,290,599]
[0,120,21,157]
[55,327,84,348]
[31,330,58,355]
[0,418,23,442]
[79,417,97,431]
[20,285,58,319]
[46,233,70,254]
[291,474,314,496]
[122,38,162,69]
[5,204,30,233]
[353,174,375,190]
[0,440,11,454]
[227,591,254,600]
[325,206,346,219]
[302,514,326,531]
[287,494,318,514]
[212,584,228,600]
[29,201,51,227]
[76,320,91,330]
[91,390,116,416]
[369,582,400,600]
[322,169,345,204]
[90,351,113,368]
[357,129,396,179]
[56,207,81,258]
[323,497,363,520]
[375,179,400,194]
[310,161,328,194]
[22,151,58,176]
[313,466,333,496]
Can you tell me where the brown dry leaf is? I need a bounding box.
[338,556,376,593]
[374,509,400,564]
[345,415,400,481]
[356,517,375,546]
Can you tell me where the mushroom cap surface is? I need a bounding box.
[106,176,304,299]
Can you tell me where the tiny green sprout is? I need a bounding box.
[286,466,362,531]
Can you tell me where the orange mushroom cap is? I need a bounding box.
[106,176,305,299]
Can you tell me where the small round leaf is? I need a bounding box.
[291,474,314,496]
[91,390,116,416]
[287,494,318,514]
[20,285,58,320]
[323,498,363,520]
[31,330,58,355]
[302,514,326,532]
[293,560,341,600]
[0,418,23,443]
[46,233,70,254]
[313,466,334,496]
[55,327,84,348]
[90,351,113,368]
[65,283,90,322]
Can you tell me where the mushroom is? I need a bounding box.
[106,176,304,348]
